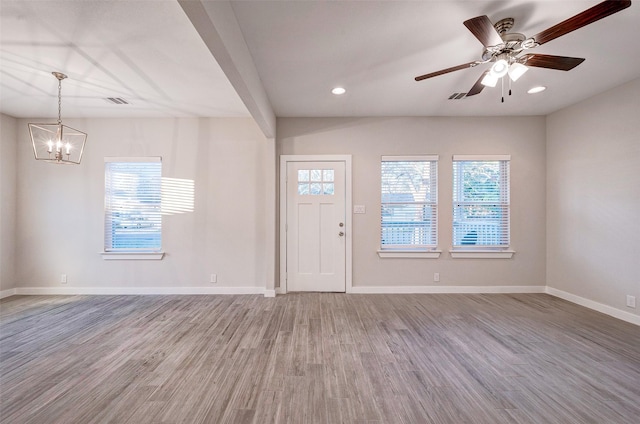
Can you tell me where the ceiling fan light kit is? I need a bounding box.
[414,0,632,100]
[481,60,528,88]
[481,72,499,88]
[490,58,509,78]
[28,72,87,164]
[507,62,529,82]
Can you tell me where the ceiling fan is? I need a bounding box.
[415,0,632,100]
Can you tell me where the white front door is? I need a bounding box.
[285,161,346,292]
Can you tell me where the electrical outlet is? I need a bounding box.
[61,274,67,284]
[433,272,440,282]
[626,295,636,308]
[210,274,217,284]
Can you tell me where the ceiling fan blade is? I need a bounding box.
[415,62,479,81]
[463,15,503,47]
[531,0,631,46]
[520,54,585,71]
[466,71,489,96]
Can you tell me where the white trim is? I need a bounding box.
[452,154,511,161]
[345,156,353,293]
[11,286,268,296]
[5,286,637,326]
[279,154,353,294]
[381,155,439,162]
[450,250,515,259]
[546,287,640,326]
[377,250,441,259]
[264,137,277,298]
[101,252,165,260]
[350,285,546,294]
[0,288,17,299]
[104,156,161,163]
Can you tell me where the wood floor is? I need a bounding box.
[1,293,639,424]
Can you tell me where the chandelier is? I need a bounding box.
[28,72,87,164]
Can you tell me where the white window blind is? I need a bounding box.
[381,156,438,249]
[104,158,162,252]
[452,155,510,249]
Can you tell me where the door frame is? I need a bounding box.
[279,155,352,294]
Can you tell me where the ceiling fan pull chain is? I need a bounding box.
[501,77,505,103]
[509,77,512,96]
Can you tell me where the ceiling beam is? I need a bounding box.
[178,0,276,138]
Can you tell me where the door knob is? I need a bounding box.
[339,232,344,237]
[339,222,344,227]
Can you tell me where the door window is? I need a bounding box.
[298,168,334,195]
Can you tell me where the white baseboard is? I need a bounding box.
[5,285,637,325]
[0,288,17,299]
[10,286,268,296]
[349,285,546,294]
[546,286,640,326]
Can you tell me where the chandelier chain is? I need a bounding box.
[57,78,62,125]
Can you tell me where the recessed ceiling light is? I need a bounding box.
[527,86,546,94]
[331,87,346,95]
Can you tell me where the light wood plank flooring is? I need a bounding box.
[1,293,639,424]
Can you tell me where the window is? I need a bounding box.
[452,155,510,250]
[381,156,438,250]
[104,157,162,254]
[297,169,334,195]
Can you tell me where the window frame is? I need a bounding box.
[378,155,441,258]
[102,157,164,260]
[450,154,514,259]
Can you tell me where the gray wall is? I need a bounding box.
[0,114,17,293]
[546,77,640,317]
[5,79,638,321]
[278,116,547,288]
[13,117,273,291]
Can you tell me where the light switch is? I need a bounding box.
[354,205,366,214]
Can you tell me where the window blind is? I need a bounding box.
[381,156,438,248]
[104,158,162,251]
[452,156,510,249]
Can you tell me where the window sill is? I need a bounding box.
[377,250,441,259]
[449,250,515,259]
[101,252,165,260]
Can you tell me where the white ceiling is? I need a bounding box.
[1,0,639,122]
[0,0,249,119]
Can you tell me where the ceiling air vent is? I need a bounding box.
[448,93,468,100]
[104,97,129,105]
